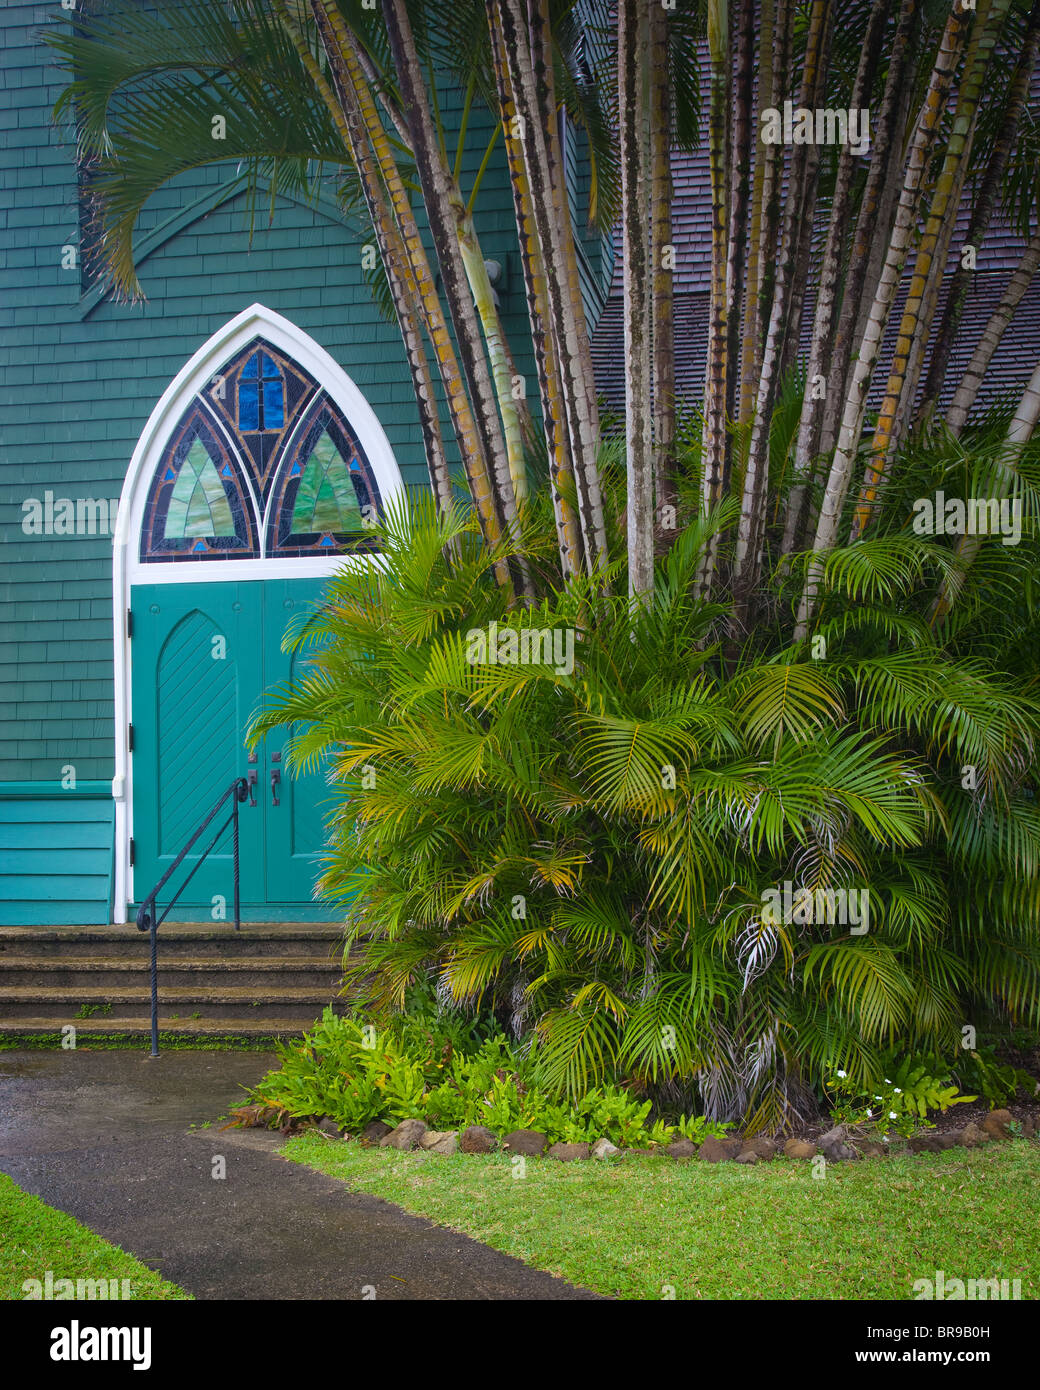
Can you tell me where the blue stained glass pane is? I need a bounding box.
[241,352,260,380]
[263,378,284,429]
[239,380,259,431]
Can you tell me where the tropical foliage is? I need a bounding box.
[51,2,1040,1126]
[250,477,1040,1129]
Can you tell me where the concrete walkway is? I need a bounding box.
[0,1049,598,1300]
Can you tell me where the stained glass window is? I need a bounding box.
[267,395,382,557]
[238,350,285,432]
[140,338,384,563]
[139,409,256,562]
[164,439,236,539]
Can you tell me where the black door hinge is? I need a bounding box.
[127,608,134,639]
[129,837,135,867]
[128,722,134,752]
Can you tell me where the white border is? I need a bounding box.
[111,304,404,921]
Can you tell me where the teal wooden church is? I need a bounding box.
[0,3,614,927]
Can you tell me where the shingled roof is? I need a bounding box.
[591,69,1040,423]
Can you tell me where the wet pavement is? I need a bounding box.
[0,1049,598,1300]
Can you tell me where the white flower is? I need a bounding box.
[866,1109,873,1118]
[893,1087,902,1094]
[836,1070,847,1079]
[889,1112,898,1120]
[882,1135,890,1143]
[884,1078,892,1084]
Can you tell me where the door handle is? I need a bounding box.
[270,767,281,806]
[246,770,258,807]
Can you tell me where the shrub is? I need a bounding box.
[252,486,1040,1128]
[246,1008,730,1147]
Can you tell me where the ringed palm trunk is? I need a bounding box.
[697,0,730,597]
[305,1,515,575]
[818,0,919,462]
[855,0,1005,532]
[380,0,529,538]
[945,229,1040,436]
[618,0,654,604]
[931,356,1040,624]
[494,0,608,575]
[732,0,831,624]
[758,0,794,339]
[739,0,775,427]
[725,0,754,429]
[273,3,456,521]
[650,0,677,540]
[918,0,1040,425]
[487,0,583,581]
[797,3,970,638]
[781,0,891,559]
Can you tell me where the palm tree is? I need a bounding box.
[798,2,971,635]
[732,0,831,626]
[490,0,609,577]
[618,0,654,602]
[918,0,1040,424]
[781,0,891,560]
[855,0,1010,523]
[944,227,1040,436]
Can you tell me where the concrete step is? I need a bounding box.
[0,985,347,1021]
[0,925,344,960]
[0,1016,321,1039]
[0,957,344,989]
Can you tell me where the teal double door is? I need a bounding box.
[130,579,333,919]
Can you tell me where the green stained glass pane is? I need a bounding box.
[291,430,362,534]
[164,439,235,540]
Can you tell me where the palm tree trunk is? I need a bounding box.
[732,0,831,623]
[931,355,1040,624]
[487,0,583,581]
[798,2,970,637]
[618,0,654,603]
[917,0,1040,425]
[782,0,891,559]
[650,0,676,540]
[758,0,794,338]
[307,1,515,576]
[700,0,731,521]
[273,2,456,523]
[494,0,608,574]
[818,0,919,462]
[945,228,1040,436]
[375,0,524,561]
[725,0,755,428]
[855,0,1005,531]
[739,0,775,426]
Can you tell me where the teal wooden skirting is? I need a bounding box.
[0,783,114,925]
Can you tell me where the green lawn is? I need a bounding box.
[0,1172,190,1301]
[282,1133,1040,1300]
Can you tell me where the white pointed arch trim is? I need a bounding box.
[116,303,405,583]
[111,304,405,920]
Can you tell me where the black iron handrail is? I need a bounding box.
[136,776,249,1058]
